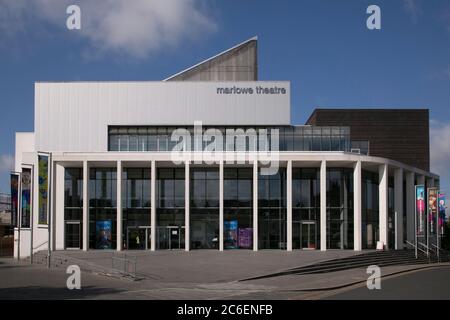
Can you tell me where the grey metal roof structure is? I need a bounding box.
[164,37,258,81]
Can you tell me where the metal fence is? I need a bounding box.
[111,252,137,278]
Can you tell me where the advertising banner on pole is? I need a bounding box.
[428,188,438,235]
[416,185,425,236]
[438,193,446,236]
[10,173,20,227]
[21,168,32,228]
[38,154,49,225]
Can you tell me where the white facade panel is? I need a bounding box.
[35,81,291,153]
[15,132,35,171]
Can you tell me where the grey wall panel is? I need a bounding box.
[35,81,290,152]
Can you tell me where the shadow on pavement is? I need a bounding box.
[0,286,126,300]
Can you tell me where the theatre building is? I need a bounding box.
[13,37,438,257]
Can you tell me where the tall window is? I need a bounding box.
[362,170,379,249]
[388,177,395,249]
[292,168,320,250]
[258,168,287,249]
[223,168,253,249]
[157,168,185,250]
[122,168,151,250]
[65,168,83,249]
[326,169,354,249]
[190,168,219,249]
[89,168,117,249]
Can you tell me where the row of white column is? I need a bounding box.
[79,160,423,252]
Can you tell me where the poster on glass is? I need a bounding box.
[238,228,253,249]
[224,220,238,249]
[96,220,112,249]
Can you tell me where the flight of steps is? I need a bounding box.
[242,249,450,281]
[27,250,70,268]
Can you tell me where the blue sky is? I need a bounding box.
[0,0,450,193]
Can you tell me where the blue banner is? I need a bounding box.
[224,220,238,249]
[96,220,112,249]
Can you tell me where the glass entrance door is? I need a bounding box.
[157,226,184,250]
[127,227,150,250]
[301,222,316,250]
[65,221,81,249]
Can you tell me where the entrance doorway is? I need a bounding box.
[157,226,185,250]
[301,222,316,249]
[127,226,151,250]
[65,221,81,249]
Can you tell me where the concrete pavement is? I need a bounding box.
[2,251,450,300]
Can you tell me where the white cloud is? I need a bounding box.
[0,154,14,174]
[403,0,423,23]
[430,120,450,190]
[0,0,217,58]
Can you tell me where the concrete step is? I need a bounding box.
[241,250,443,281]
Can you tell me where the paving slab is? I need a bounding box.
[54,249,360,283]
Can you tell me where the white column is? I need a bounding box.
[286,160,293,251]
[185,161,190,251]
[320,160,327,251]
[51,160,57,252]
[82,161,89,251]
[151,160,156,251]
[353,161,362,251]
[116,161,122,251]
[394,168,404,250]
[253,160,258,251]
[406,171,415,243]
[379,164,388,249]
[219,160,224,251]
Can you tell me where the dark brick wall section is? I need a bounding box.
[306,109,430,171]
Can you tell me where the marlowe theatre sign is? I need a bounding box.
[216,85,287,95]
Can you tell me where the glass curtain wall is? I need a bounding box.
[326,169,354,249]
[89,168,117,249]
[292,168,320,250]
[64,168,83,249]
[157,168,185,250]
[190,168,219,249]
[258,168,287,249]
[223,168,253,249]
[109,126,351,152]
[362,170,379,249]
[122,168,151,250]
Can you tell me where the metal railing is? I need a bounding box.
[431,244,442,263]
[405,240,428,257]
[111,252,137,278]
